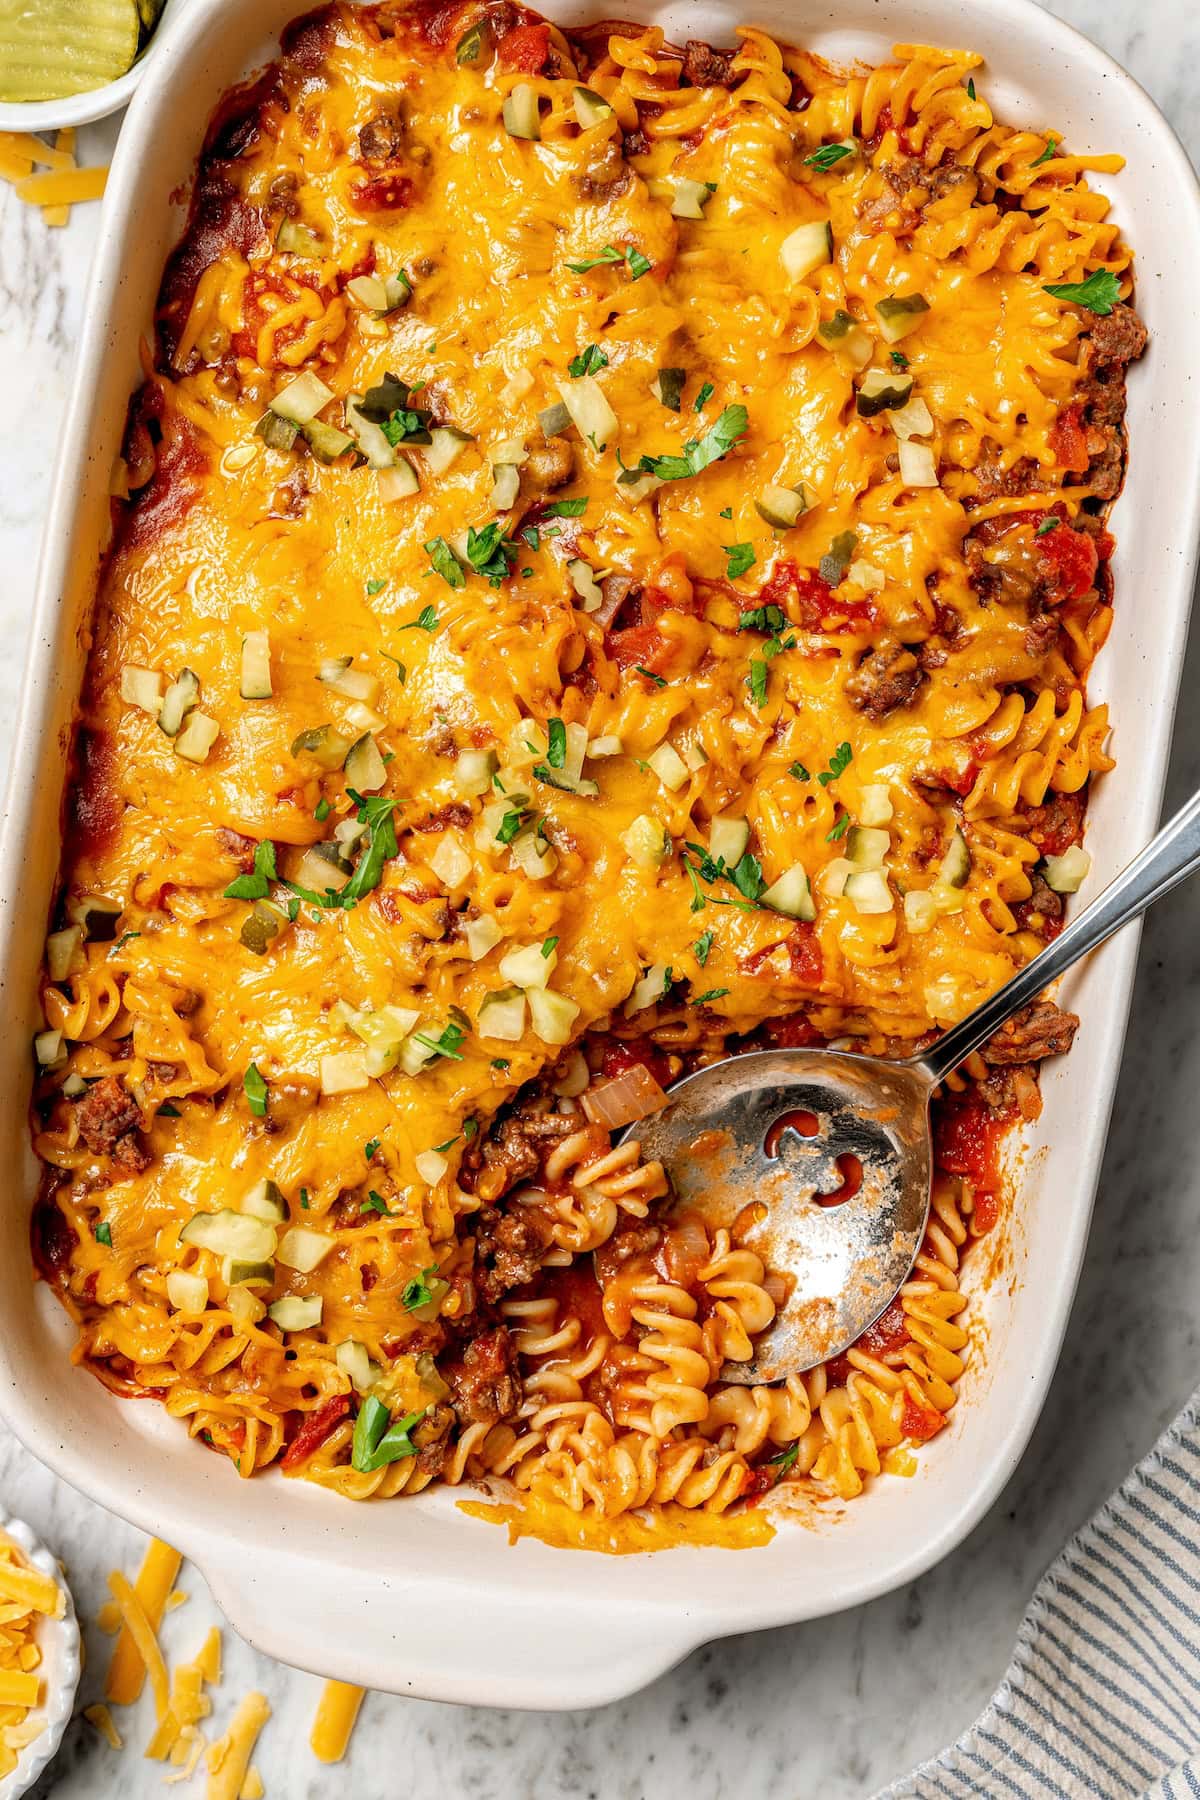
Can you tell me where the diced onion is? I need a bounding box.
[846,560,884,593]
[648,742,689,791]
[621,814,670,871]
[415,1150,449,1185]
[709,816,749,867]
[456,748,496,795]
[319,1051,370,1095]
[1042,845,1091,893]
[624,963,670,1018]
[819,857,854,899]
[430,833,471,887]
[121,665,162,713]
[510,832,558,879]
[478,988,527,1041]
[889,395,934,440]
[582,1063,669,1129]
[499,941,556,988]
[587,734,623,759]
[34,1028,66,1068]
[498,370,534,408]
[898,441,939,488]
[277,1226,335,1273]
[46,925,82,983]
[527,987,580,1045]
[904,889,938,933]
[857,785,894,826]
[166,1269,209,1314]
[465,915,503,960]
[336,1339,376,1393]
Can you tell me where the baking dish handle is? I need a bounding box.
[199,1538,693,1710]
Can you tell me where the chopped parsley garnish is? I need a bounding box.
[546,718,567,768]
[1035,516,1059,538]
[719,505,733,520]
[693,988,729,1006]
[402,1265,439,1310]
[543,497,588,518]
[890,350,909,370]
[412,1021,467,1062]
[491,1057,510,1070]
[636,404,748,483]
[300,1188,310,1209]
[361,1191,389,1215]
[158,1102,181,1118]
[286,897,301,922]
[724,542,756,580]
[804,142,855,171]
[351,1396,426,1472]
[403,602,441,632]
[739,604,787,635]
[243,1063,268,1117]
[366,577,386,596]
[819,529,858,585]
[966,77,976,101]
[495,804,529,846]
[425,537,465,589]
[568,343,608,377]
[790,761,810,781]
[1031,136,1057,167]
[566,243,653,280]
[826,811,851,843]
[521,524,540,551]
[94,1221,112,1247]
[382,408,428,446]
[694,929,714,965]
[314,798,331,823]
[464,1117,478,1140]
[364,1137,381,1159]
[1043,269,1122,316]
[817,741,853,786]
[337,794,399,907]
[108,930,139,956]
[748,658,769,709]
[683,842,764,910]
[541,935,559,957]
[694,380,715,413]
[382,652,407,683]
[223,838,277,901]
[465,522,518,587]
[635,664,667,687]
[768,1442,800,1475]
[432,1136,459,1154]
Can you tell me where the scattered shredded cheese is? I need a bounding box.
[84,1702,124,1749]
[107,1570,170,1723]
[310,1679,365,1763]
[14,165,107,207]
[105,1539,181,1706]
[205,1692,270,1800]
[0,1533,64,1776]
[239,1765,265,1800]
[145,1626,220,1762]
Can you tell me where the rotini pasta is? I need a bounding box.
[29,0,1141,1543]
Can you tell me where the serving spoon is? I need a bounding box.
[625,785,1200,1382]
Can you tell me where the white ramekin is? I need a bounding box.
[0,1514,80,1800]
[0,0,186,135]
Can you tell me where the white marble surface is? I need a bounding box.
[1,3,1199,1794]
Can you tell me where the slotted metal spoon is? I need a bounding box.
[626,786,1200,1381]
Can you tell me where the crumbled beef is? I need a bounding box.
[969,455,1047,507]
[1024,610,1060,657]
[266,171,299,218]
[269,467,309,520]
[77,1076,148,1170]
[216,825,257,869]
[358,111,405,161]
[1023,791,1084,856]
[593,1221,662,1287]
[859,158,977,229]
[410,801,472,834]
[472,1106,575,1200]
[845,641,925,718]
[1088,304,1148,368]
[444,1326,521,1426]
[982,1000,1078,1067]
[623,127,650,158]
[1013,873,1064,935]
[522,433,574,496]
[473,1205,553,1303]
[575,138,632,200]
[681,40,736,87]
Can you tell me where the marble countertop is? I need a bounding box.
[2,3,1198,1794]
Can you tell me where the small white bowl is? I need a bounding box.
[0,0,185,135]
[0,1515,81,1800]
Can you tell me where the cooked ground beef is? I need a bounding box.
[216,825,257,869]
[681,39,735,86]
[444,1326,521,1426]
[1023,791,1084,857]
[574,138,632,200]
[522,433,574,495]
[983,1000,1079,1066]
[472,1105,575,1200]
[859,158,977,230]
[1013,872,1064,935]
[623,126,650,158]
[969,455,1047,508]
[409,801,472,834]
[77,1076,149,1171]
[1088,304,1148,368]
[845,641,925,719]
[473,1204,554,1303]
[1024,610,1061,657]
[358,111,404,161]
[1073,303,1148,499]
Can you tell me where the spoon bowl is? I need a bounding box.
[626,1049,934,1379]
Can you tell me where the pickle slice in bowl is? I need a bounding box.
[0,0,141,104]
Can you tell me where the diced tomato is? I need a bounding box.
[641,583,705,622]
[1024,791,1084,857]
[1048,403,1090,474]
[757,560,875,633]
[1037,524,1100,602]
[497,22,551,69]
[824,1295,911,1388]
[740,924,824,988]
[972,1190,1001,1234]
[604,623,672,673]
[601,1036,674,1090]
[281,1394,351,1470]
[350,171,415,212]
[934,1099,1008,1192]
[901,1395,946,1441]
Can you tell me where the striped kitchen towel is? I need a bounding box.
[880,1390,1200,1799]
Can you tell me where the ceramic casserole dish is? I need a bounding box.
[0,0,1197,1712]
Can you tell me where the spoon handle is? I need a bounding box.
[922,783,1200,1085]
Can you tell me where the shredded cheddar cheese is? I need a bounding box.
[84,1701,125,1749]
[0,1533,65,1777]
[205,1692,271,1800]
[105,1539,182,1705]
[309,1679,365,1763]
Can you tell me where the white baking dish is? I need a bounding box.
[0,0,1197,1713]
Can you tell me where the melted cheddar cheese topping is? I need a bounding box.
[33,2,1136,1516]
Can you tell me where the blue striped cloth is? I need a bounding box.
[880,1392,1200,1799]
